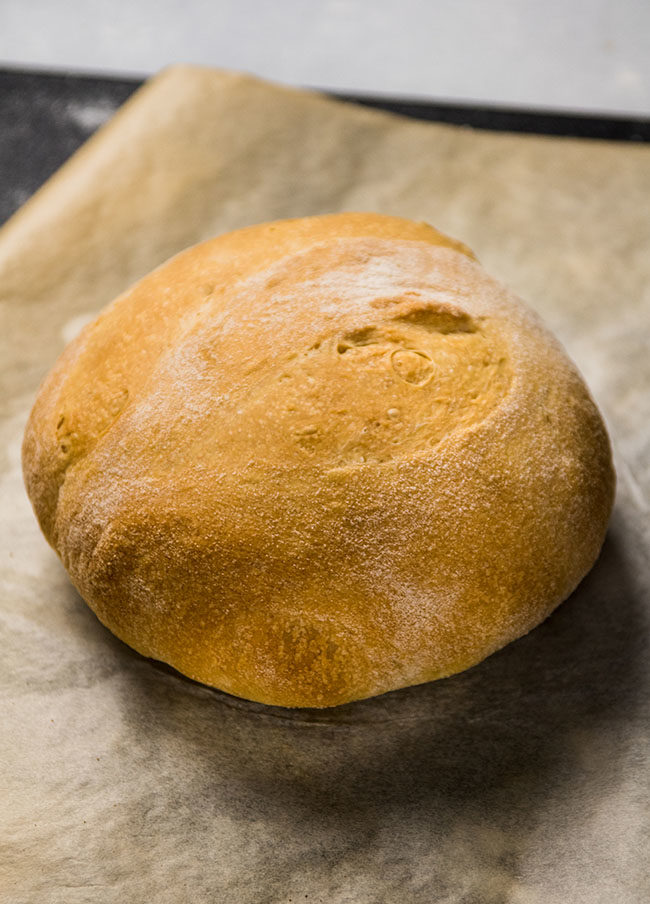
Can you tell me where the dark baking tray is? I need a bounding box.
[1,66,649,227]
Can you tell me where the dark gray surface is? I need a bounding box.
[0,69,138,225]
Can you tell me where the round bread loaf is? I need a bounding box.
[23,213,615,707]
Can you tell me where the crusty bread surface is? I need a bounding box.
[23,213,615,707]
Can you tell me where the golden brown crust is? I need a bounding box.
[22,213,615,707]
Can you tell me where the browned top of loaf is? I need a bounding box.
[23,214,614,707]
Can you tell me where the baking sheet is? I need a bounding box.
[1,65,649,903]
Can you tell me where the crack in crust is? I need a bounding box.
[236,299,511,470]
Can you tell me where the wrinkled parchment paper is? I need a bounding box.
[1,66,649,903]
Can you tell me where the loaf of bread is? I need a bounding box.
[23,213,615,707]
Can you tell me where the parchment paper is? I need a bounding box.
[1,65,649,903]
